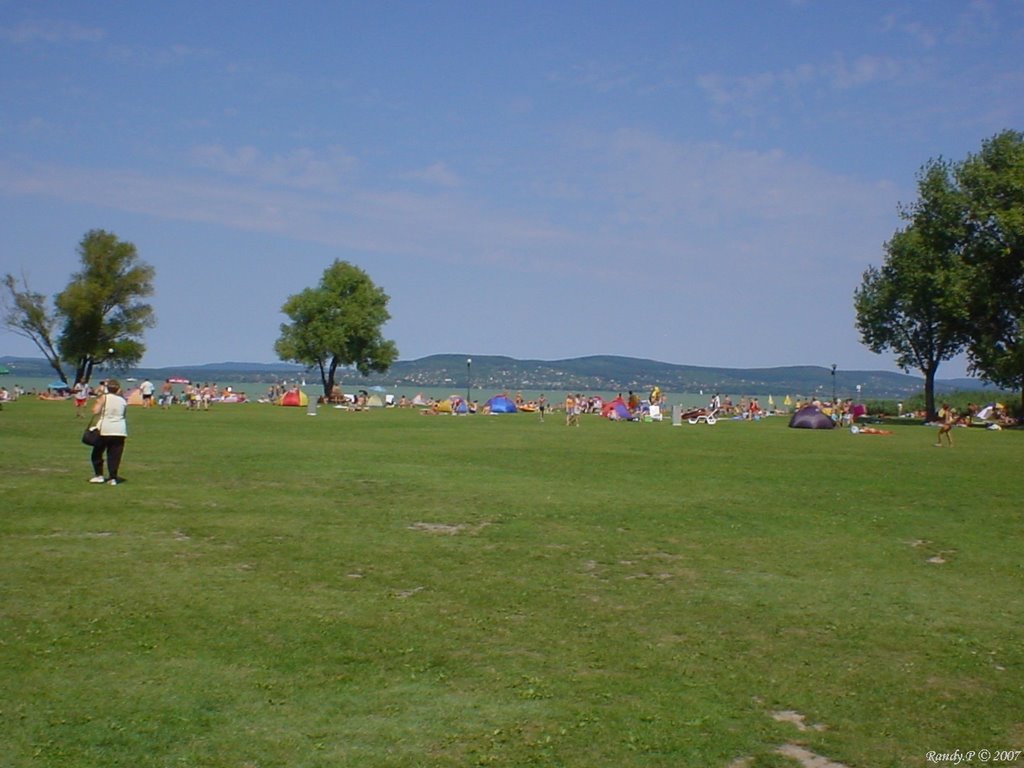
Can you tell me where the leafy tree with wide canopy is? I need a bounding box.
[856,131,1024,416]
[3,230,155,385]
[55,230,156,385]
[854,226,969,420]
[275,260,398,399]
[955,130,1024,409]
[854,159,970,420]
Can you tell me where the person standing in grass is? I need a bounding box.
[565,393,579,427]
[72,379,90,418]
[88,379,128,486]
[139,377,155,407]
[935,403,956,448]
[159,378,173,409]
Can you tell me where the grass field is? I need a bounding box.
[2,399,1022,767]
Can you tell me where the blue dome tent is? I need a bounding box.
[485,395,518,414]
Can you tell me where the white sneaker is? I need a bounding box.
[89,476,106,484]
[107,478,118,486]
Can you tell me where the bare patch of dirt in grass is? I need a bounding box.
[771,710,828,732]
[408,521,492,536]
[392,586,425,599]
[409,522,464,535]
[726,745,848,767]
[581,552,697,583]
[905,538,957,564]
[776,743,849,767]
[623,572,675,581]
[723,709,849,768]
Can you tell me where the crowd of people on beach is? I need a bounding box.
[24,378,252,409]
[11,374,1020,433]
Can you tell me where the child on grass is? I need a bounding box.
[935,403,956,447]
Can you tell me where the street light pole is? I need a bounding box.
[466,358,472,414]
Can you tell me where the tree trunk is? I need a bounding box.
[923,362,938,422]
[317,359,329,398]
[321,357,340,400]
[46,356,68,386]
[74,357,93,385]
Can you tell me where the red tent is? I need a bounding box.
[601,396,634,420]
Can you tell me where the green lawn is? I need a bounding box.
[2,399,1022,767]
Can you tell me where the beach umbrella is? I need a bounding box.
[49,380,69,390]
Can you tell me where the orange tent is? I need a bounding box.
[278,390,309,407]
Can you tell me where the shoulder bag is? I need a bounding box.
[82,397,105,446]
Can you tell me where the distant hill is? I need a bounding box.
[364,354,995,399]
[0,354,1000,399]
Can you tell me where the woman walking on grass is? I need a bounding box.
[89,379,128,486]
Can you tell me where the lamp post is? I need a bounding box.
[830,363,837,404]
[466,358,472,414]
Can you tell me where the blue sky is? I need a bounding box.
[2,1,1022,377]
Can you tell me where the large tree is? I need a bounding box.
[1,273,66,382]
[854,160,969,419]
[275,260,398,399]
[955,129,1024,409]
[55,230,156,385]
[4,230,155,385]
